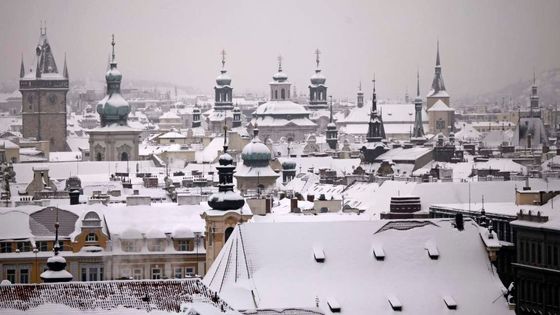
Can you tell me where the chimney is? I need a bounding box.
[455,213,464,231]
[69,190,80,205]
[290,198,298,212]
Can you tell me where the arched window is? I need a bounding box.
[281,89,285,100]
[121,152,129,161]
[274,90,278,100]
[96,152,102,161]
[224,227,234,243]
[86,233,98,242]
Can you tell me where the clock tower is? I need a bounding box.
[20,25,69,151]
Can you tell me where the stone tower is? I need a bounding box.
[20,26,69,151]
[308,49,328,111]
[214,50,233,111]
[88,35,140,161]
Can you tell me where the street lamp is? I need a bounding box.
[32,247,39,283]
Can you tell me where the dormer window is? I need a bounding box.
[121,240,140,252]
[148,239,164,252]
[86,233,98,243]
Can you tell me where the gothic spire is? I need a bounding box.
[19,54,25,78]
[416,69,420,98]
[63,53,68,79]
[436,40,441,67]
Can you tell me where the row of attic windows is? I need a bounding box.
[0,240,67,253]
[120,239,197,252]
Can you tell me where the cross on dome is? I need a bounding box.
[277,55,283,72]
[111,34,116,63]
[315,48,321,68]
[221,49,226,69]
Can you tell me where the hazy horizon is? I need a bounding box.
[1,0,559,100]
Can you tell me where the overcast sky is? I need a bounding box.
[1,0,559,100]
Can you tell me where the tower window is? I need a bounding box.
[121,152,129,161]
[274,90,278,100]
[86,233,98,243]
[281,89,285,100]
[96,153,102,161]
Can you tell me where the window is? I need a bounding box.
[36,241,48,252]
[16,242,31,252]
[185,267,195,276]
[148,240,164,252]
[86,233,98,243]
[120,152,129,161]
[81,266,103,281]
[274,90,278,99]
[19,268,29,284]
[121,240,138,252]
[133,268,143,280]
[177,240,190,251]
[0,242,11,253]
[151,267,162,279]
[6,269,16,283]
[96,152,102,161]
[174,267,183,279]
[281,88,285,100]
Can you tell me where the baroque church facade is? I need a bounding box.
[88,35,141,161]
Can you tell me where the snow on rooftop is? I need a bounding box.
[204,219,512,314]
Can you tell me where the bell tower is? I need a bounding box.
[308,49,328,111]
[20,24,69,151]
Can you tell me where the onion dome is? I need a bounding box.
[242,128,272,167]
[216,69,231,86]
[97,35,130,127]
[273,55,288,82]
[273,70,288,82]
[233,106,241,113]
[310,69,326,85]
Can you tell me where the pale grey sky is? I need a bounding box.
[1,0,559,99]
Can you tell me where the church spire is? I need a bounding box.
[215,49,233,111]
[63,53,68,79]
[326,95,338,150]
[309,49,327,110]
[436,39,441,67]
[412,70,425,141]
[366,75,385,142]
[19,54,25,78]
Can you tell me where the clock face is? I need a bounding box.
[48,94,57,105]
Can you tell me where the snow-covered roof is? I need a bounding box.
[0,279,233,314]
[255,100,309,116]
[204,219,512,314]
[427,100,454,112]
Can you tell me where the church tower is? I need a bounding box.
[426,41,450,109]
[232,106,242,128]
[192,104,201,128]
[326,96,338,150]
[270,56,291,101]
[308,49,328,111]
[357,82,364,108]
[201,124,251,271]
[214,50,233,111]
[366,77,386,142]
[530,73,541,118]
[20,25,69,151]
[88,35,141,161]
[411,71,426,143]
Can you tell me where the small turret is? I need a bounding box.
[40,207,73,283]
